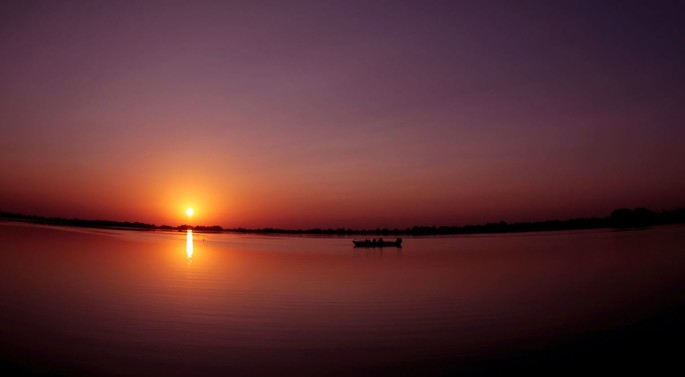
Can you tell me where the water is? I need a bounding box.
[1,222,684,376]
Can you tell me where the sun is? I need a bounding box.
[185,207,194,217]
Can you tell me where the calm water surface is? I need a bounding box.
[1,222,684,376]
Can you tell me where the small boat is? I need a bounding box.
[353,238,402,248]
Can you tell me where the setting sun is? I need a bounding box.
[186,208,194,217]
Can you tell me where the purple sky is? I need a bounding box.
[1,1,684,228]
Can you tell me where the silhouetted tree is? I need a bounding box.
[610,207,655,228]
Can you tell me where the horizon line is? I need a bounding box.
[2,207,684,235]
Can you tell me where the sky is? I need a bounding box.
[1,0,684,229]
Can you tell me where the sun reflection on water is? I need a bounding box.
[186,229,193,264]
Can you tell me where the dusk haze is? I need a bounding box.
[1,1,685,376]
[2,1,684,229]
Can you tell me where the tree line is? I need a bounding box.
[1,207,684,235]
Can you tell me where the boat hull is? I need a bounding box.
[352,238,402,248]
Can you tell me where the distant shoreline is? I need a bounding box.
[2,208,684,236]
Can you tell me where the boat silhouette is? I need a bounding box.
[352,238,402,248]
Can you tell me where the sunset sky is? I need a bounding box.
[1,1,684,229]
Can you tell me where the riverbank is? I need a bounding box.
[2,208,684,236]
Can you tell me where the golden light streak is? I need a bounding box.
[186,229,193,264]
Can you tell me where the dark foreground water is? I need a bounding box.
[1,222,684,376]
